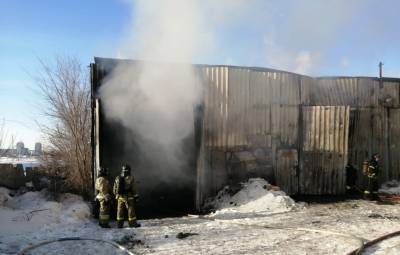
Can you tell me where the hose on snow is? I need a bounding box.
[17,237,135,255]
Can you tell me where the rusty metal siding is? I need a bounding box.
[311,78,358,106]
[381,81,400,108]
[227,67,249,148]
[248,71,271,145]
[278,106,299,147]
[197,64,400,201]
[347,108,373,188]
[357,78,379,107]
[347,106,396,188]
[305,78,400,108]
[389,109,400,180]
[202,67,302,151]
[300,76,316,105]
[202,66,229,149]
[200,67,303,196]
[92,57,400,211]
[279,72,301,106]
[371,107,389,182]
[301,77,393,108]
[300,106,350,194]
[276,149,298,195]
[271,105,299,194]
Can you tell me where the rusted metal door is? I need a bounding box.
[276,149,298,195]
[300,106,350,194]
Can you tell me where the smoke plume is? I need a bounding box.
[99,0,214,186]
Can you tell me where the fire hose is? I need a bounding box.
[17,237,136,255]
[218,218,400,255]
[220,219,366,250]
[189,213,366,252]
[346,230,400,255]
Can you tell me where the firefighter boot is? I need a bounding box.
[117,220,124,228]
[363,190,372,200]
[99,222,111,228]
[129,220,141,228]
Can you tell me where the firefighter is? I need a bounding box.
[95,167,111,228]
[346,163,358,194]
[363,153,380,200]
[113,164,141,228]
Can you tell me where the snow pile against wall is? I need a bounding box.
[379,180,400,195]
[204,178,296,216]
[0,187,12,206]
[58,193,91,221]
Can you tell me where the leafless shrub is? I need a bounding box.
[0,120,7,156]
[35,56,91,197]
[0,119,15,157]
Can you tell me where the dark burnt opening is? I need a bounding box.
[91,58,206,219]
[98,107,200,219]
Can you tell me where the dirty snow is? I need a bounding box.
[379,180,400,195]
[1,182,400,254]
[0,187,12,206]
[203,178,296,217]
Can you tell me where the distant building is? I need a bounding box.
[1,149,17,157]
[2,141,43,157]
[34,142,42,155]
[16,142,25,155]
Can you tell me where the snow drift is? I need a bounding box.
[0,188,94,254]
[379,180,400,195]
[0,187,12,206]
[204,178,296,216]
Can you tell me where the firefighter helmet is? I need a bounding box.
[98,167,107,177]
[121,164,131,176]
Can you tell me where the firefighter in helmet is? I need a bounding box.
[363,153,380,200]
[95,167,111,228]
[113,164,141,228]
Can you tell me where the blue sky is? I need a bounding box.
[1,0,399,149]
[0,0,130,148]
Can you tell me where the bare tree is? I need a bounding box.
[0,120,15,157]
[0,119,7,156]
[35,56,91,197]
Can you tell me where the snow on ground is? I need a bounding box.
[203,178,296,218]
[0,188,134,255]
[0,156,42,170]
[379,180,400,195]
[1,180,400,255]
[0,187,12,206]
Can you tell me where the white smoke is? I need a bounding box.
[99,0,254,184]
[263,33,321,74]
[100,0,217,149]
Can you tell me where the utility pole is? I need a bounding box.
[379,61,384,78]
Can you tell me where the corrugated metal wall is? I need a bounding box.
[201,66,230,149]
[201,67,301,150]
[389,109,400,180]
[91,58,400,209]
[197,67,302,199]
[196,65,400,205]
[301,77,387,107]
[300,106,350,194]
